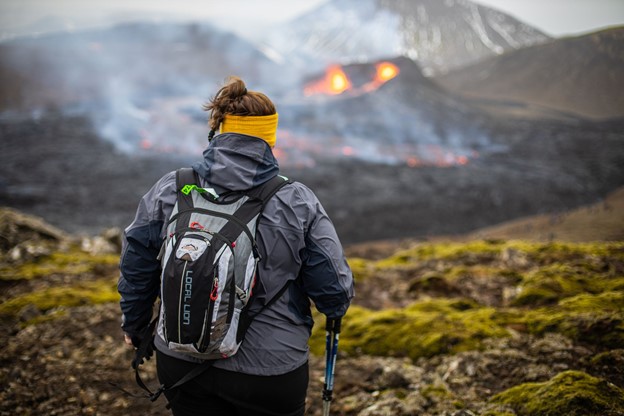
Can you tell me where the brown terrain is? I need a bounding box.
[436,27,624,120]
[1,195,623,415]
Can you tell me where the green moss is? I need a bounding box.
[559,290,624,312]
[511,286,561,307]
[444,264,522,281]
[376,240,508,268]
[311,289,624,360]
[375,252,412,268]
[513,262,624,307]
[421,383,453,400]
[604,277,624,292]
[452,399,466,409]
[311,299,508,360]
[21,309,68,327]
[0,249,119,280]
[408,265,525,296]
[528,241,624,264]
[408,272,454,293]
[481,410,516,416]
[374,241,624,272]
[0,278,120,319]
[490,370,624,416]
[590,349,624,368]
[348,257,374,282]
[517,291,624,349]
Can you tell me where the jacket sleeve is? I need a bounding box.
[297,185,355,319]
[118,172,177,337]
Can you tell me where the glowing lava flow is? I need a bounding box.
[329,66,351,94]
[376,62,399,82]
[305,61,400,97]
[304,65,352,96]
[361,61,400,93]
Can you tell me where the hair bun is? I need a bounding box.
[223,76,247,100]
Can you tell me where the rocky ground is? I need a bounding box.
[1,112,624,245]
[1,208,623,415]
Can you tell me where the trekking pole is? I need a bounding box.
[322,317,342,416]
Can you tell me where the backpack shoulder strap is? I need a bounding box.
[175,168,197,211]
[245,175,292,205]
[172,168,199,234]
[232,175,293,342]
[217,175,292,259]
[222,175,292,235]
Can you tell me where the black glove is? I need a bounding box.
[130,333,155,370]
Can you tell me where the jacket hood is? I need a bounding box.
[192,133,280,192]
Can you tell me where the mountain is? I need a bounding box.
[263,0,550,75]
[436,27,624,119]
[0,21,284,113]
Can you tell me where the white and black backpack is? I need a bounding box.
[130,168,291,402]
[158,167,291,359]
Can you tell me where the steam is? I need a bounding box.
[1,20,493,168]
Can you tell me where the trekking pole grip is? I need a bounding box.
[326,317,342,333]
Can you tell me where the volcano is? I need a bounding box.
[279,57,491,167]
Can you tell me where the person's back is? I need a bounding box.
[118,76,355,416]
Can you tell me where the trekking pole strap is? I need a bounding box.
[322,387,334,402]
[325,317,342,333]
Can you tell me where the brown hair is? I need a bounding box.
[204,76,276,133]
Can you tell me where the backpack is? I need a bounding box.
[157,168,291,360]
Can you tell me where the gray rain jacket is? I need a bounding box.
[118,133,354,376]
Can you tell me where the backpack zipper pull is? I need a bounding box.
[210,278,219,301]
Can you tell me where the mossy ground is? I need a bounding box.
[0,278,119,322]
[0,247,119,281]
[2,237,623,415]
[0,244,120,328]
[310,300,508,360]
[309,240,624,414]
[313,241,624,359]
[491,370,624,415]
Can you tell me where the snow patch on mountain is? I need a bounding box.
[263,0,550,75]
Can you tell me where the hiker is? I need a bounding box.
[117,76,355,416]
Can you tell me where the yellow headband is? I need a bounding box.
[220,113,279,147]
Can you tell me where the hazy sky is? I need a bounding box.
[1,0,623,41]
[474,0,624,36]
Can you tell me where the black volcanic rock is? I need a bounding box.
[1,110,624,244]
[0,113,184,235]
